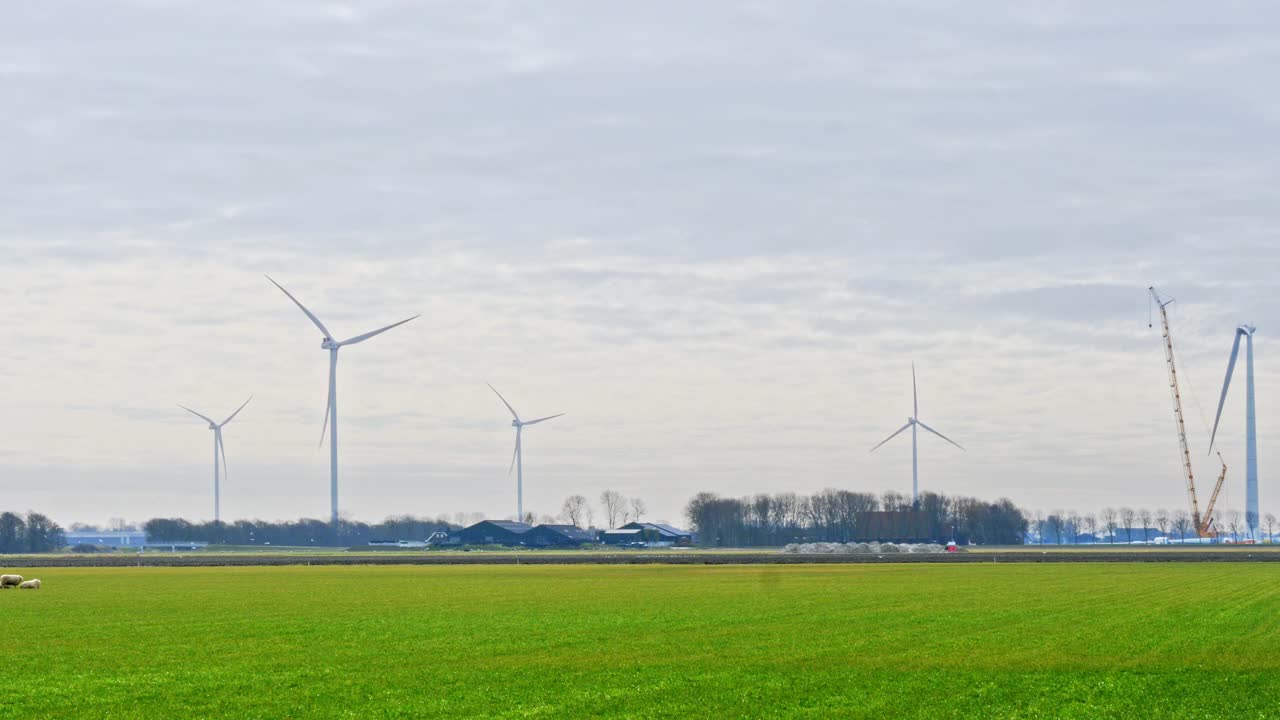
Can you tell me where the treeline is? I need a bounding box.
[1030,506,1280,544]
[143,515,457,547]
[0,511,66,553]
[685,490,1028,546]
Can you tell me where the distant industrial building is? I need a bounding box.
[601,522,693,546]
[64,530,148,548]
[851,512,937,543]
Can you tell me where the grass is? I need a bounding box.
[1,564,1277,719]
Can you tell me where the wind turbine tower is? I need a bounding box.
[268,276,418,524]
[1209,324,1260,540]
[870,364,964,504]
[488,384,564,521]
[178,396,252,523]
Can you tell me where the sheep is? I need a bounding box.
[1,574,23,588]
[18,579,41,590]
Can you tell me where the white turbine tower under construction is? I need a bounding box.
[1209,323,1260,540]
[268,276,418,524]
[870,364,964,504]
[178,396,252,523]
[488,384,564,521]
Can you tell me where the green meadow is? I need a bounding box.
[2,564,1276,719]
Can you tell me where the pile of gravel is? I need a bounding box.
[781,541,946,554]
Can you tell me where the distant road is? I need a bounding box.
[5,549,1280,568]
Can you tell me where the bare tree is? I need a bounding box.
[1154,509,1170,539]
[629,497,648,523]
[1034,510,1047,545]
[560,495,590,528]
[521,511,537,525]
[1119,507,1136,543]
[1048,512,1066,545]
[1224,509,1243,541]
[600,490,626,529]
[1100,507,1119,544]
[1138,509,1152,544]
[1172,510,1192,541]
[1081,514,1097,542]
[1265,513,1277,542]
[1067,512,1081,544]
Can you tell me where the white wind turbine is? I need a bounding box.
[268,276,419,524]
[178,396,252,523]
[488,383,564,522]
[869,364,964,504]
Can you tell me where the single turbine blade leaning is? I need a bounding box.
[916,419,965,451]
[217,431,229,482]
[338,315,420,346]
[522,413,565,426]
[319,362,335,448]
[1209,328,1245,452]
[508,434,519,475]
[178,404,216,425]
[870,421,913,453]
[266,275,333,339]
[487,383,520,421]
[221,395,253,426]
[912,363,919,419]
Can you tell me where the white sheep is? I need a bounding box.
[0,574,23,588]
[18,579,41,590]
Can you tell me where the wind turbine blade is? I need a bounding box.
[221,395,253,426]
[266,275,333,339]
[508,433,519,475]
[319,370,334,448]
[916,420,965,451]
[218,431,229,482]
[522,413,565,426]
[178,404,216,425]
[487,383,520,421]
[1209,329,1244,452]
[338,315,420,346]
[912,363,919,419]
[870,422,912,453]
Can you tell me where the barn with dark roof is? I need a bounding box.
[454,520,534,546]
[525,524,597,547]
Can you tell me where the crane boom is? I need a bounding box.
[1201,453,1227,535]
[1149,286,1204,532]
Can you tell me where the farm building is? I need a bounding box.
[602,522,694,546]
[453,520,534,546]
[525,525,597,547]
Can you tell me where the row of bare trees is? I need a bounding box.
[553,491,647,529]
[1029,507,1279,544]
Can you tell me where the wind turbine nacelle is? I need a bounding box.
[321,338,338,350]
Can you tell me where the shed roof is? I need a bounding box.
[466,520,533,534]
[620,522,692,537]
[535,524,596,541]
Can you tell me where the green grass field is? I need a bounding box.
[2,564,1276,719]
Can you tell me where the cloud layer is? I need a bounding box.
[3,1,1278,526]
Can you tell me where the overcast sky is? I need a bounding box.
[3,1,1278,528]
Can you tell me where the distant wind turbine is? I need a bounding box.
[1209,323,1259,540]
[488,383,564,521]
[869,364,964,504]
[268,276,419,524]
[178,396,252,523]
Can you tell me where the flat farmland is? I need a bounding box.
[2,564,1276,719]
